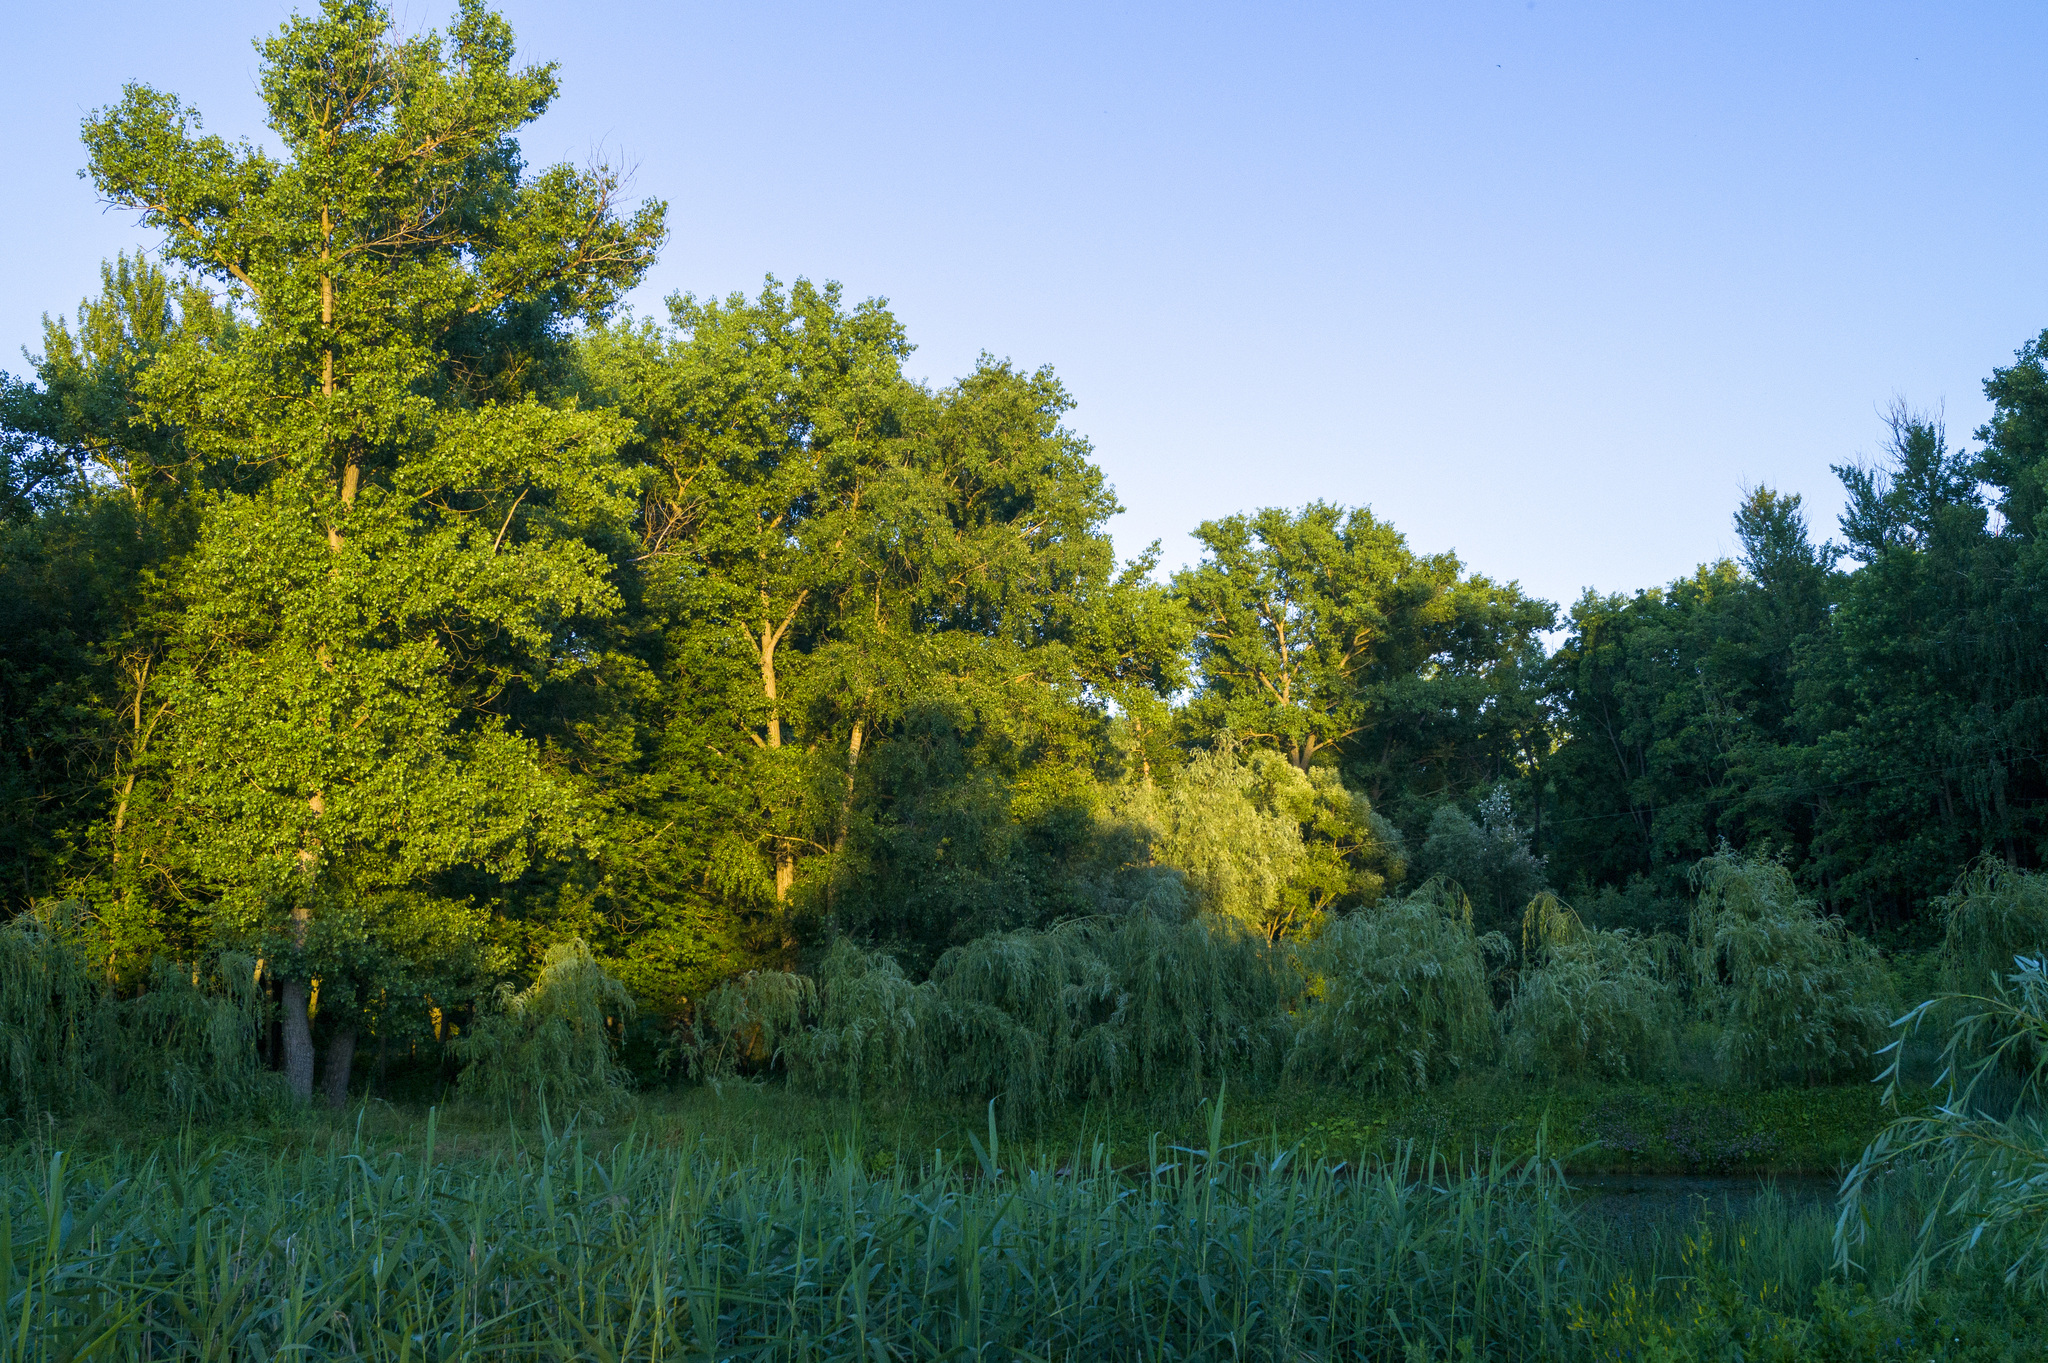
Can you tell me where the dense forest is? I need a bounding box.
[5,0,2047,1109]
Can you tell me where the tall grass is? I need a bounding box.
[4,1102,2011,1362]
[0,1106,1592,1362]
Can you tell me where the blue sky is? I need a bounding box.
[6,1,2043,615]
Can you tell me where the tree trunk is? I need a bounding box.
[279,977,316,1100]
[322,1026,356,1109]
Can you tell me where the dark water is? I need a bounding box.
[1567,1172,1838,1238]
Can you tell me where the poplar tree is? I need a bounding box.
[81,0,663,1101]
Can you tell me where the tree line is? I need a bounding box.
[3,0,2045,1102]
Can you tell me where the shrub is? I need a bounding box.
[1288,880,1496,1093]
[455,939,636,1119]
[1688,851,1892,1087]
[749,915,1299,1124]
[1504,918,1676,1081]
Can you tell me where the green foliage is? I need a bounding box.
[1124,741,1304,939]
[666,967,816,1087]
[1289,881,1497,1093]
[1842,953,2048,1304]
[1173,502,1554,800]
[1126,741,1402,943]
[1940,861,2048,997]
[1088,913,1299,1111]
[784,939,922,1099]
[0,912,275,1122]
[455,940,636,1120]
[678,915,1298,1126]
[68,0,665,1099]
[0,914,114,1120]
[919,925,1124,1124]
[1689,851,1893,1086]
[120,953,274,1117]
[1417,786,1549,935]
[1505,905,1676,1081]
[1539,491,1837,907]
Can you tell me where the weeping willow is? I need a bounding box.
[1,911,278,1121]
[920,926,1124,1125]
[783,940,924,1100]
[1088,912,1297,1111]
[1503,903,1674,1081]
[455,939,637,1120]
[1940,861,2048,998]
[119,952,273,1116]
[664,967,816,1086]
[1288,879,1496,1093]
[1689,850,1892,1087]
[0,913,115,1120]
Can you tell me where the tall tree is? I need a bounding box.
[577,281,1188,979]
[1173,503,1552,818]
[81,0,663,1099]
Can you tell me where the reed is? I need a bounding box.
[0,1103,1599,1362]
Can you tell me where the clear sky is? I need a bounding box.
[6,1,2043,616]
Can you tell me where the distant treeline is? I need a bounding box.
[3,2,2045,1101]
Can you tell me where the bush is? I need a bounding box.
[1688,851,1892,1086]
[1504,906,1675,1081]
[1288,880,1496,1093]
[1413,787,1547,937]
[1124,740,1305,940]
[455,939,636,1120]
